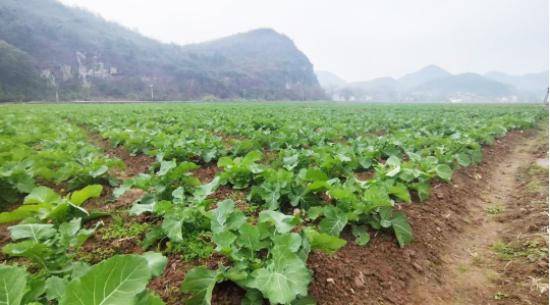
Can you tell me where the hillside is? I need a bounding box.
[320,65,546,102]
[412,73,514,102]
[0,0,323,101]
[398,65,452,90]
[0,40,52,101]
[485,71,548,98]
[315,70,347,89]
[344,77,401,101]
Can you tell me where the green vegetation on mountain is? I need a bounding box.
[0,40,53,102]
[0,0,323,101]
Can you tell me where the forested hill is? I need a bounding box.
[0,0,324,102]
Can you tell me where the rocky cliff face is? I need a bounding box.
[0,0,324,101]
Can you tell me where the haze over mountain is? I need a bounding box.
[398,65,452,90]
[317,66,548,103]
[0,0,323,102]
[484,71,549,95]
[315,71,347,89]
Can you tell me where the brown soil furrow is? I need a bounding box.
[85,130,154,180]
[307,126,548,305]
[77,125,155,210]
[409,126,549,305]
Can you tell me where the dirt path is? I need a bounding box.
[411,125,549,305]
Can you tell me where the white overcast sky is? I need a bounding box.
[58,0,548,82]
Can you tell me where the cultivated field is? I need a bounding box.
[0,103,547,305]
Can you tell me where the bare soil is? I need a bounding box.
[194,164,219,183]
[407,126,548,305]
[87,132,155,179]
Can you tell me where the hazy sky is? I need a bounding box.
[59,0,548,82]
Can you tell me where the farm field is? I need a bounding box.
[0,102,548,305]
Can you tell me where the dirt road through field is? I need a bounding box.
[411,124,549,305]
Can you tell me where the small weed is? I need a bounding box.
[100,214,149,240]
[228,191,247,201]
[485,204,504,215]
[494,291,508,300]
[165,232,213,261]
[76,246,117,264]
[492,239,548,262]
[526,180,543,194]
[457,264,468,273]
[523,164,549,194]
[527,164,548,178]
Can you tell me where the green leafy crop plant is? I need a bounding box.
[0,102,546,305]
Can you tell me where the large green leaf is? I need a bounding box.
[89,165,109,178]
[385,156,401,177]
[351,225,370,246]
[24,186,60,205]
[162,216,183,242]
[0,265,27,305]
[141,252,168,277]
[435,164,453,181]
[193,177,220,202]
[212,231,237,252]
[363,184,392,211]
[211,199,235,234]
[241,289,263,305]
[304,169,328,182]
[391,212,413,248]
[130,203,156,216]
[60,255,152,305]
[456,153,471,167]
[8,223,56,242]
[2,241,52,270]
[272,233,302,253]
[181,266,222,305]
[45,276,68,301]
[388,183,411,203]
[413,182,431,202]
[304,227,346,254]
[157,160,177,176]
[236,223,262,251]
[318,206,347,236]
[21,275,45,305]
[250,251,311,305]
[0,204,50,224]
[258,211,297,234]
[136,291,166,305]
[69,184,103,205]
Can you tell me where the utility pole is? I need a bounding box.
[55,86,59,103]
[544,87,549,106]
[150,84,154,101]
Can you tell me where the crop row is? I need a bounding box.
[0,103,546,305]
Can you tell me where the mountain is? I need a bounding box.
[0,40,51,101]
[412,73,515,102]
[0,0,323,102]
[398,65,452,90]
[315,71,347,89]
[484,71,548,98]
[342,77,401,101]
[319,65,545,103]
